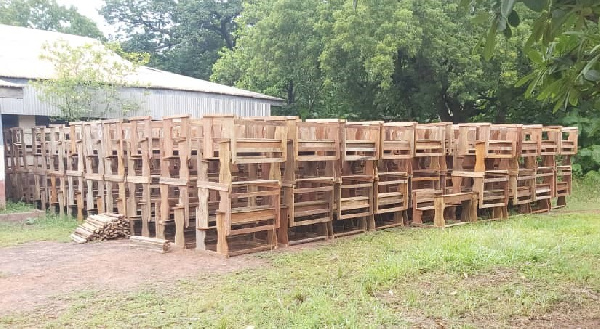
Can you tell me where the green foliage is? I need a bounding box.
[561,104,600,174]
[567,173,600,210]
[31,40,149,121]
[100,0,176,72]
[467,0,600,112]
[101,0,241,80]
[0,0,104,39]
[213,0,593,174]
[213,0,326,118]
[212,0,545,122]
[319,0,422,119]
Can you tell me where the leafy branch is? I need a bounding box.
[32,39,150,121]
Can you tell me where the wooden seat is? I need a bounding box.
[412,189,478,228]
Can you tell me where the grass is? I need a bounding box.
[0,181,599,327]
[564,177,600,211]
[0,201,36,214]
[3,213,599,328]
[0,213,78,247]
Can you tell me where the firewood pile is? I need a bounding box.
[129,236,171,253]
[70,213,130,243]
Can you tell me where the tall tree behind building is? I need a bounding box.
[101,0,241,80]
[0,0,104,39]
[211,0,548,124]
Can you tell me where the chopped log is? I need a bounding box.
[129,236,171,253]
[70,233,88,244]
[74,227,93,237]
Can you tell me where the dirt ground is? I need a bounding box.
[1,235,598,328]
[0,241,263,315]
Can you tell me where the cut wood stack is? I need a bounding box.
[511,125,540,213]
[70,213,130,243]
[281,119,341,245]
[533,126,560,212]
[129,236,171,253]
[555,126,577,208]
[4,114,579,257]
[197,116,285,256]
[374,122,414,228]
[451,123,514,220]
[336,121,379,235]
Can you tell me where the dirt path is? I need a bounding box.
[0,241,263,315]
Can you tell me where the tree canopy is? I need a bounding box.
[0,0,104,39]
[212,0,550,124]
[2,0,599,173]
[466,0,600,111]
[101,0,241,80]
[463,0,600,173]
[32,40,148,121]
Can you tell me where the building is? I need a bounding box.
[0,24,283,207]
[0,24,284,131]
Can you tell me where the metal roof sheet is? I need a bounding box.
[0,79,23,88]
[0,24,283,102]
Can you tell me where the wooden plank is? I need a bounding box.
[174,208,185,248]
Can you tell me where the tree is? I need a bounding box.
[32,40,149,121]
[465,0,600,111]
[464,1,600,174]
[0,0,104,39]
[101,0,175,69]
[177,0,240,51]
[100,0,242,80]
[317,0,422,119]
[212,0,546,122]
[213,0,327,117]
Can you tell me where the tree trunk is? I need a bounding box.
[495,106,507,123]
[220,20,235,49]
[287,80,295,105]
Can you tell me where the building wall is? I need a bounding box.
[0,78,274,119]
[0,86,23,99]
[18,115,37,144]
[121,88,273,118]
[18,115,36,129]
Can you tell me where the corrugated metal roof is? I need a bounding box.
[0,24,283,103]
[0,79,23,88]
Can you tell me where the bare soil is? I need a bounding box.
[511,303,600,329]
[0,241,263,315]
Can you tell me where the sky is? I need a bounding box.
[56,0,112,34]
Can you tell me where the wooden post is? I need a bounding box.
[278,189,290,246]
[76,192,83,222]
[216,142,232,256]
[433,195,445,228]
[216,212,229,256]
[174,207,185,248]
[196,186,209,251]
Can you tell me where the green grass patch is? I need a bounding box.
[0,201,36,214]
[0,213,78,247]
[0,180,598,327]
[566,174,600,211]
[2,213,599,328]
